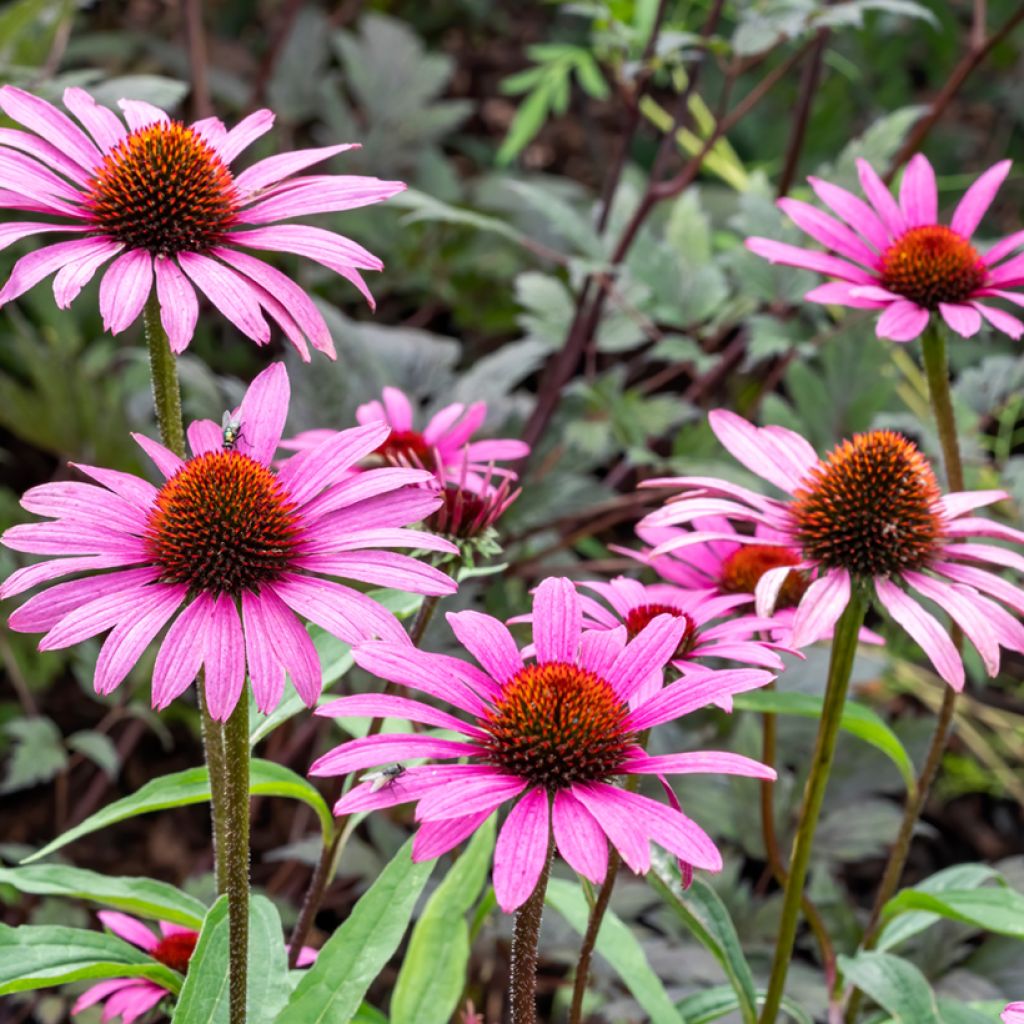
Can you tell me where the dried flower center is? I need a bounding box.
[145,451,302,596]
[375,429,431,466]
[481,662,635,789]
[624,604,698,659]
[152,931,198,974]
[791,430,944,578]
[86,122,239,255]
[880,226,985,309]
[720,545,808,608]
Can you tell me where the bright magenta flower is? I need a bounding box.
[1,364,457,719]
[309,577,775,912]
[0,86,405,358]
[1003,1002,1024,1023]
[640,411,1024,691]
[746,154,1024,341]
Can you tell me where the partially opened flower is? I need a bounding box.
[1,364,458,719]
[640,411,1024,691]
[73,912,315,1023]
[746,154,1024,341]
[0,86,405,358]
[309,577,775,912]
[283,387,529,491]
[1002,1002,1024,1024]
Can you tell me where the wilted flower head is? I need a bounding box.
[641,411,1024,690]
[1,364,458,719]
[0,86,405,358]
[310,577,774,912]
[747,154,1024,341]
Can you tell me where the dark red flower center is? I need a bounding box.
[481,662,635,789]
[791,430,944,578]
[720,545,808,608]
[152,931,198,973]
[145,451,302,596]
[86,121,239,256]
[880,225,986,309]
[374,429,432,466]
[624,603,698,659]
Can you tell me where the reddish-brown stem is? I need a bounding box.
[777,29,829,197]
[183,0,212,120]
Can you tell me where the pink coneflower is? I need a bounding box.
[640,411,1024,691]
[0,86,405,358]
[1,364,458,719]
[309,577,775,912]
[427,464,519,545]
[73,912,314,1023]
[1003,1003,1024,1024]
[746,155,1024,340]
[284,387,529,491]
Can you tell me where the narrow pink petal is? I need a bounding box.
[463,438,530,462]
[552,789,608,885]
[97,911,158,951]
[875,577,963,690]
[275,422,389,505]
[381,387,415,431]
[244,587,321,708]
[939,302,982,338]
[804,282,888,309]
[356,400,386,426]
[777,197,879,266]
[622,751,776,779]
[625,669,774,732]
[973,301,1024,339]
[761,425,820,482]
[53,240,122,308]
[3,520,142,558]
[152,595,210,710]
[299,469,435,522]
[155,257,199,353]
[532,576,581,663]
[0,553,147,600]
[605,614,688,701]
[429,402,485,448]
[613,786,722,871]
[240,591,285,713]
[875,300,930,341]
[580,627,628,678]
[237,175,405,223]
[935,560,1024,616]
[38,581,159,650]
[235,361,290,466]
[99,249,153,334]
[220,109,274,164]
[707,409,808,494]
[309,734,483,777]
[985,256,1024,288]
[898,154,937,227]
[300,551,457,595]
[226,224,383,272]
[104,981,168,1023]
[0,126,91,185]
[71,462,158,510]
[202,593,246,720]
[807,175,891,251]
[336,764,499,815]
[1002,1003,1024,1024]
[416,773,526,821]
[191,116,227,151]
[791,569,850,647]
[0,219,86,254]
[754,565,797,617]
[131,432,184,479]
[983,230,1024,267]
[318,693,484,738]
[857,158,906,236]
[745,237,874,283]
[951,160,1011,238]
[62,87,128,152]
[117,99,169,132]
[940,490,1007,518]
[177,251,271,344]
[20,480,145,532]
[187,419,223,458]
[0,237,123,306]
[413,810,492,862]
[446,609,524,683]
[72,978,145,1014]
[493,788,550,912]
[943,519,1024,544]
[233,143,359,195]
[571,783,650,874]
[305,527,456,555]
[0,86,101,170]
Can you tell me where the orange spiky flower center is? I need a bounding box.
[152,931,198,973]
[86,121,239,255]
[481,662,636,789]
[145,451,302,596]
[624,603,698,659]
[720,545,808,608]
[791,430,944,578]
[880,225,985,309]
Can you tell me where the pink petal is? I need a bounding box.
[20,480,145,532]
[951,160,1011,238]
[118,99,169,132]
[381,386,415,431]
[239,592,285,713]
[898,154,937,227]
[621,751,776,779]
[579,626,627,680]
[0,126,91,186]
[935,560,1024,616]
[0,237,124,306]
[0,86,102,170]
[415,773,526,821]
[708,409,809,494]
[309,734,483,777]
[791,569,850,647]
[983,230,1024,267]
[237,175,405,223]
[413,810,492,862]
[103,981,167,1024]
[177,251,271,344]
[446,609,524,684]
[875,300,930,341]
[71,463,158,510]
[234,143,359,196]
[243,587,321,709]
[777,197,879,266]
[552,789,608,884]
[220,109,275,164]
[131,432,184,479]
[38,580,162,650]
[235,361,290,466]
[857,158,906,236]
[155,257,199,354]
[226,224,383,272]
[493,787,551,912]
[97,911,158,951]
[275,422,389,505]
[62,87,127,152]
[973,301,1024,339]
[0,553,148,600]
[613,786,722,871]
[336,764,498,815]
[202,593,246,720]
[804,282,889,309]
[53,240,122,308]
[187,419,223,458]
[571,783,650,874]
[807,175,891,251]
[744,237,874,283]
[939,302,982,338]
[533,576,581,663]
[317,693,483,738]
[299,551,457,595]
[99,249,152,334]
[754,565,797,617]
[152,595,209,710]
[605,613,688,702]
[73,978,146,1014]
[625,668,774,732]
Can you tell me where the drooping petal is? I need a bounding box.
[0,237,124,307]
[152,595,210,710]
[98,249,153,334]
[791,569,850,647]
[572,782,650,874]
[492,787,551,913]
[973,302,1024,339]
[52,240,122,308]
[875,300,930,342]
[177,251,270,344]
[938,302,982,338]
[155,257,199,354]
[552,789,608,885]
[202,593,247,720]
[412,810,492,862]
[415,773,527,821]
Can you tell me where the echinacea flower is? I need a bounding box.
[1003,1002,1024,1024]
[1,364,458,719]
[72,912,315,1023]
[0,86,405,358]
[746,154,1024,341]
[284,386,529,491]
[640,411,1024,691]
[309,577,775,912]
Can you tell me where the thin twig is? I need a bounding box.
[183,0,212,120]
[777,29,829,197]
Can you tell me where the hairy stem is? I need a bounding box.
[568,851,621,1024]
[510,841,555,1024]
[224,689,251,1024]
[758,592,869,1024]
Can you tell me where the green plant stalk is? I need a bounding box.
[223,683,251,1024]
[844,322,964,1022]
[510,837,555,1024]
[758,590,869,1024]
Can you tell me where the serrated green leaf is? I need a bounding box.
[497,83,555,165]
[274,837,433,1023]
[1,717,66,794]
[0,866,206,928]
[24,760,333,864]
[67,730,120,780]
[546,876,685,1024]
[838,951,941,1024]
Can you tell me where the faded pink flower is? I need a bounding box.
[1003,1002,1024,1024]
[640,411,1024,691]
[309,577,775,912]
[747,154,1024,341]
[0,86,405,358]
[1,364,457,719]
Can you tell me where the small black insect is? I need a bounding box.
[361,764,406,792]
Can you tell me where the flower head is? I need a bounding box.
[309,577,774,912]
[1003,1003,1024,1024]
[0,86,406,358]
[1,364,458,719]
[640,411,1024,690]
[746,154,1024,341]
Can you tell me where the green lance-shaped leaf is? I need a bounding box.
[676,984,813,1024]
[23,760,333,864]
[838,951,941,1024]
[274,837,434,1024]
[881,885,1024,944]
[390,817,495,1024]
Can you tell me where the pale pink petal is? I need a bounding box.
[940,490,1008,518]
[53,240,122,308]
[552,789,608,885]
[177,251,271,344]
[463,438,530,461]
[0,86,101,170]
[234,143,359,196]
[412,810,492,862]
[245,586,321,708]
[984,230,1024,267]
[429,402,485,448]
[336,764,498,815]
[493,787,551,912]
[707,409,808,494]
[62,87,127,152]
[898,154,937,227]
[0,220,86,254]
[202,593,246,721]
[71,463,158,510]
[791,569,850,647]
[155,257,199,353]
[446,609,524,683]
[951,160,1011,238]
[309,734,483,777]
[237,175,405,223]
[356,400,386,426]
[804,282,888,309]
[875,300,930,341]
[152,595,209,710]
[754,565,797,617]
[20,481,146,532]
[99,249,153,334]
[275,422,389,505]
[1002,1002,1024,1024]
[73,978,146,1014]
[117,99,169,132]
[304,526,456,555]
[944,542,1024,573]
[226,224,383,272]
[939,302,982,338]
[744,237,874,283]
[0,237,124,306]
[299,551,456,595]
[622,751,776,779]
[381,387,415,431]
[985,256,1024,288]
[239,591,284,713]
[38,580,162,650]
[807,175,891,250]
[571,783,651,873]
[219,109,274,164]
[317,693,484,738]
[0,553,149,600]
[0,126,91,185]
[875,577,963,690]
[613,786,722,871]
[97,911,158,951]
[935,561,1024,616]
[777,197,879,266]
[234,361,289,466]
[190,116,227,151]
[103,981,168,1023]
[187,419,223,458]
[533,576,581,663]
[857,158,906,236]
[973,301,1024,339]
[605,614,688,701]
[625,669,774,732]
[131,432,184,479]
[415,773,527,821]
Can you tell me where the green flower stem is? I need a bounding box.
[143,297,185,460]
[509,837,555,1024]
[223,683,251,1024]
[844,322,964,1022]
[758,590,869,1024]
